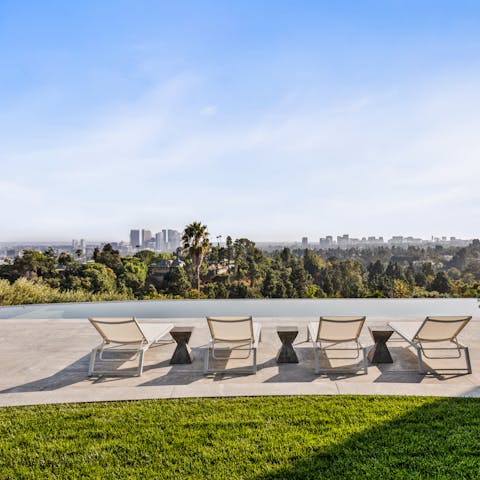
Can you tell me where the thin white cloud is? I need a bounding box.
[2,74,480,241]
[0,181,42,204]
[200,104,218,116]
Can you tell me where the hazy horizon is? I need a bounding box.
[2,1,480,241]
[1,231,475,245]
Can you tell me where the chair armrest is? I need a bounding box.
[308,323,318,344]
[252,323,261,348]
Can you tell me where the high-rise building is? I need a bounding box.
[389,236,404,245]
[319,236,334,248]
[145,238,156,250]
[72,239,86,255]
[168,230,181,251]
[155,232,165,252]
[301,237,308,248]
[142,229,152,247]
[130,229,141,248]
[337,234,350,248]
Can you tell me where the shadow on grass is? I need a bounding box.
[1,394,478,479]
[253,394,480,479]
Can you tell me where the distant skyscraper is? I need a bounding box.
[130,229,141,248]
[301,237,308,248]
[155,232,164,251]
[168,229,181,251]
[319,236,333,248]
[142,229,152,247]
[337,234,349,248]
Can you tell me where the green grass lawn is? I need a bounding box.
[0,396,479,479]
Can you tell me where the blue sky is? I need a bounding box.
[1,1,480,241]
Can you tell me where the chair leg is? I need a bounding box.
[417,347,425,374]
[252,347,257,374]
[204,347,210,375]
[363,347,368,374]
[88,348,98,376]
[465,347,472,374]
[313,345,320,374]
[137,350,145,376]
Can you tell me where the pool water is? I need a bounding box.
[0,298,478,319]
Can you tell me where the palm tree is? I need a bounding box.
[182,221,210,293]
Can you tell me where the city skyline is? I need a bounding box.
[0,230,475,246]
[2,2,480,241]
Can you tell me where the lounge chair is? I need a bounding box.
[88,317,173,376]
[204,316,261,374]
[307,316,368,374]
[389,316,472,374]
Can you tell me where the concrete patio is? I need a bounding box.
[0,317,479,406]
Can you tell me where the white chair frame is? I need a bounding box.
[307,316,368,375]
[88,317,173,377]
[204,316,261,374]
[389,316,472,374]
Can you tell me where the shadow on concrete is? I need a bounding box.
[1,343,473,393]
[141,347,266,384]
[313,346,369,379]
[263,346,369,383]
[263,367,316,383]
[253,396,480,479]
[139,357,201,386]
[373,371,423,384]
[371,347,424,383]
[0,355,91,393]
[204,348,264,379]
[0,348,175,393]
[372,345,472,382]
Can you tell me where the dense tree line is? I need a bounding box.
[1,230,480,305]
[201,239,480,299]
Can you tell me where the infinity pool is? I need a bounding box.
[0,298,478,319]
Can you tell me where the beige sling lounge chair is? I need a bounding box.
[307,316,368,374]
[389,316,472,374]
[88,317,173,376]
[204,316,261,374]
